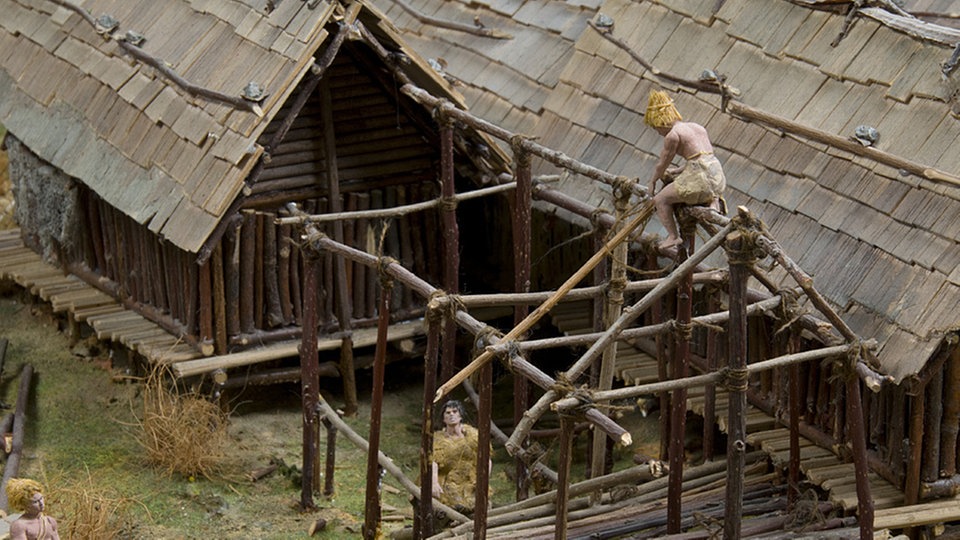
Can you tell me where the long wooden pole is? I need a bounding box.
[724,229,749,540]
[555,414,575,540]
[439,115,460,385]
[667,230,695,533]
[512,144,532,501]
[320,79,358,416]
[591,187,630,488]
[363,277,393,539]
[942,349,960,477]
[551,343,864,411]
[416,308,441,539]
[727,101,960,187]
[315,396,470,525]
[300,234,633,445]
[298,252,321,510]
[846,365,874,540]
[435,200,656,403]
[788,328,802,508]
[507,221,735,451]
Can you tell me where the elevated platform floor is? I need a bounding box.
[549,297,960,532]
[0,229,423,378]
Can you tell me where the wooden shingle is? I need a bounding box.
[844,29,922,86]
[725,0,794,51]
[886,46,943,103]
[890,187,950,230]
[896,270,946,331]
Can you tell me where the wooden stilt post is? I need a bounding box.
[788,328,801,508]
[439,113,460,385]
[512,142,532,501]
[922,370,944,482]
[320,79,358,416]
[905,391,925,538]
[474,356,493,539]
[942,349,960,477]
[299,250,321,510]
[507,220,732,453]
[555,413,576,540]
[703,294,718,462]
[322,416,337,497]
[240,210,257,334]
[416,305,442,539]
[667,223,694,533]
[211,244,227,354]
[224,216,242,338]
[723,223,751,540]
[363,275,393,540]
[846,364,874,540]
[650,254,670,462]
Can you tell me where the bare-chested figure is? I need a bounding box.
[6,478,60,540]
[644,90,726,249]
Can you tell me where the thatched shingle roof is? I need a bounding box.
[369,0,960,383]
[0,0,477,254]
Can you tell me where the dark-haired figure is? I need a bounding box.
[431,400,491,513]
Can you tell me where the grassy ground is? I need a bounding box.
[0,289,661,539]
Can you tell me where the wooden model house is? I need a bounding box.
[6,0,960,536]
[0,0,518,392]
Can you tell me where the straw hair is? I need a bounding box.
[6,478,44,512]
[644,90,682,128]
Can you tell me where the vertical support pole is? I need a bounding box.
[724,228,750,540]
[240,210,256,334]
[905,391,925,538]
[846,363,874,540]
[363,275,393,540]
[512,142,532,501]
[703,294,718,462]
[439,114,460,385]
[667,222,694,534]
[416,305,442,539]
[788,327,801,508]
[299,249,321,510]
[555,413,575,540]
[592,185,630,492]
[922,370,944,482]
[198,256,213,351]
[211,243,227,354]
[650,255,670,462]
[474,357,492,539]
[942,349,960,477]
[320,79,358,416]
[323,416,337,497]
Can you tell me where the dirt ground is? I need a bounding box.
[0,291,663,539]
[0,291,434,539]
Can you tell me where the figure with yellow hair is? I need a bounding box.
[644,90,726,249]
[5,478,60,540]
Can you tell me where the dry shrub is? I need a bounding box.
[136,366,228,478]
[50,475,132,540]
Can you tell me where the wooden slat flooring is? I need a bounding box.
[1,229,426,377]
[0,229,198,365]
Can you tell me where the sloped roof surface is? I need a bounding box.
[0,0,338,252]
[0,0,476,254]
[369,0,960,383]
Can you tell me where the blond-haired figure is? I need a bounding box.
[6,478,60,540]
[644,90,726,249]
